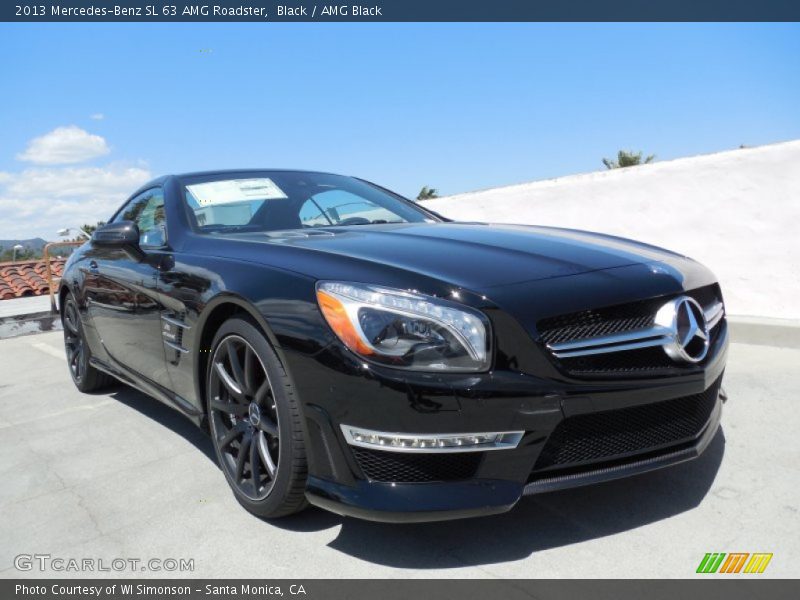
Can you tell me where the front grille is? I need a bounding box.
[538,284,720,346]
[532,376,722,474]
[537,284,723,377]
[351,447,482,483]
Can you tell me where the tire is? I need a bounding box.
[62,293,116,393]
[206,316,308,518]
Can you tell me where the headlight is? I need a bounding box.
[316,282,491,372]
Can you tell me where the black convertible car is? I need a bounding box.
[60,170,728,522]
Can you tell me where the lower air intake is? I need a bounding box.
[532,376,722,473]
[351,447,482,483]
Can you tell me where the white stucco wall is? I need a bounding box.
[425,140,800,319]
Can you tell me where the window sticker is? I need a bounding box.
[186,178,288,206]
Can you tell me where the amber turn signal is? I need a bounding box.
[316,289,374,356]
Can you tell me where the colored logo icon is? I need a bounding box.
[697,553,773,574]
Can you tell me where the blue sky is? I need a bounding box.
[1,23,799,239]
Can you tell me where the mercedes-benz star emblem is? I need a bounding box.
[655,296,709,364]
[248,403,261,428]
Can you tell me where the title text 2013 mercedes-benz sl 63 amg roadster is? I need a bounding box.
[60,170,728,522]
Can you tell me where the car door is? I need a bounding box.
[84,188,173,390]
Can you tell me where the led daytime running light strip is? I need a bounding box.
[340,425,524,453]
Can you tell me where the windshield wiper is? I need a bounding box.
[331,219,404,227]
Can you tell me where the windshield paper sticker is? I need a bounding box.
[187,178,288,206]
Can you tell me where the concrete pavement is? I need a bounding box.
[0,332,797,578]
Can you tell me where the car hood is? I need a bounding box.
[212,222,689,290]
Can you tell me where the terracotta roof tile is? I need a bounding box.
[0,258,66,300]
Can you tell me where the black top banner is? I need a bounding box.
[4,0,800,22]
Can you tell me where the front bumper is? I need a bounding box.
[291,316,728,523]
[306,396,722,523]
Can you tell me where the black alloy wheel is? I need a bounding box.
[207,317,307,517]
[209,334,279,500]
[62,293,114,392]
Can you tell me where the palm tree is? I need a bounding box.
[416,186,439,200]
[602,150,655,169]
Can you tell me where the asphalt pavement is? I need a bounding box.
[0,331,797,578]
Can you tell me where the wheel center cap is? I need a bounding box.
[248,403,261,427]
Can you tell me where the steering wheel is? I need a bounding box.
[337,217,372,226]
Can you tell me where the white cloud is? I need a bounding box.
[17,126,110,165]
[90,113,105,120]
[0,164,152,240]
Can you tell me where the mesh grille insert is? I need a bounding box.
[557,346,680,375]
[532,377,722,472]
[351,447,482,483]
[539,309,655,346]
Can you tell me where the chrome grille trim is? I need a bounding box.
[705,301,725,331]
[547,301,724,359]
[161,314,191,329]
[163,340,189,354]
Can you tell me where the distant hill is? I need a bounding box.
[0,238,48,252]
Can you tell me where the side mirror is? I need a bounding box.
[92,221,140,247]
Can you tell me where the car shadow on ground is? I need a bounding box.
[107,384,725,569]
[108,385,217,464]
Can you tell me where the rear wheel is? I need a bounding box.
[207,317,308,518]
[62,293,115,392]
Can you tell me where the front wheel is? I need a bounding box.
[207,317,308,518]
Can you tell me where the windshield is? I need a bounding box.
[181,171,434,234]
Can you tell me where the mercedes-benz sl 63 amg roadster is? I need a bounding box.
[59,170,728,522]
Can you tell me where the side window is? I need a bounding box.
[113,189,167,247]
[299,190,397,227]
